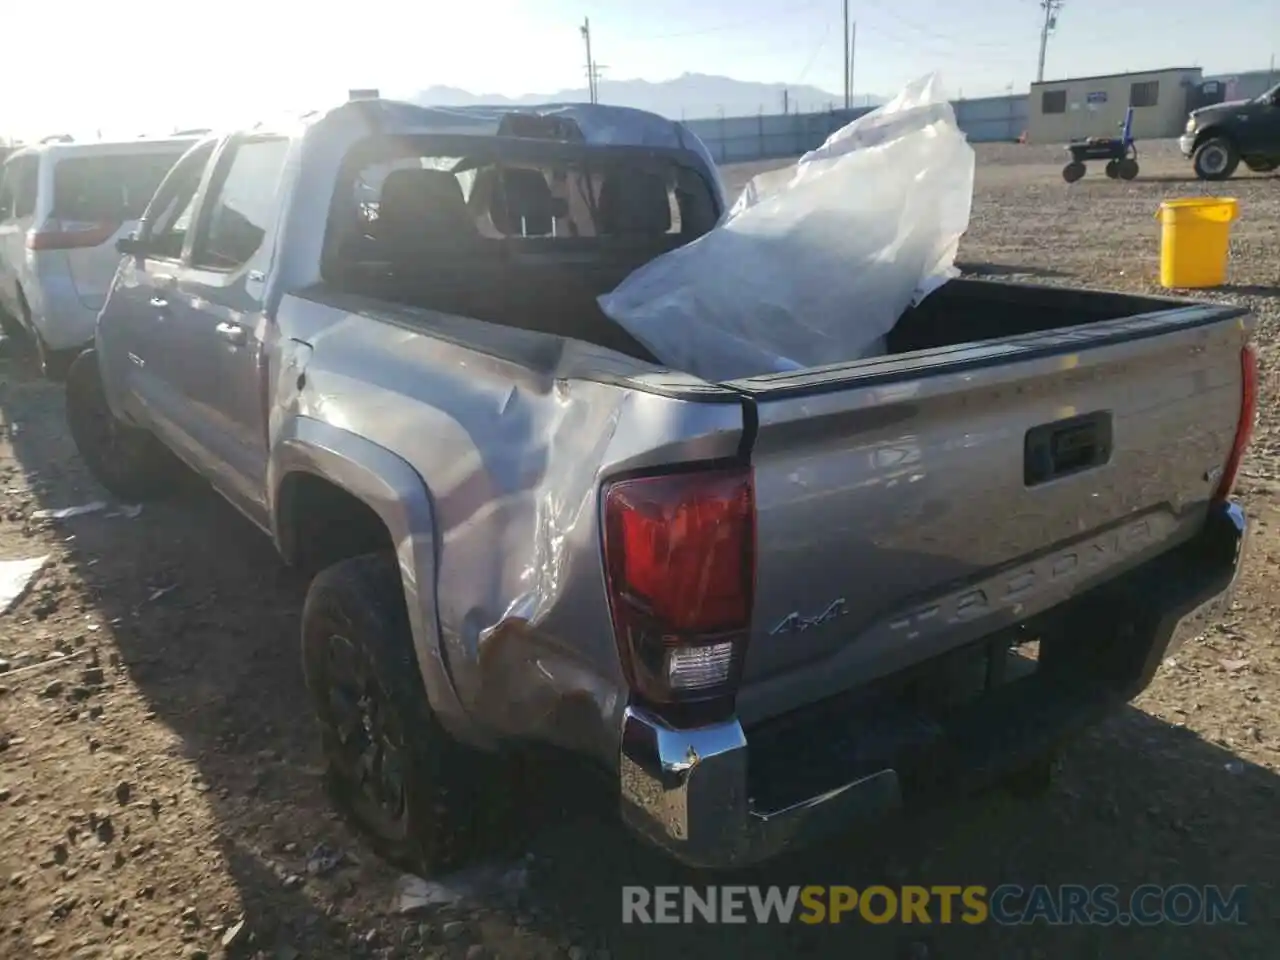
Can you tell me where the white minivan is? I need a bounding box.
[0,137,196,377]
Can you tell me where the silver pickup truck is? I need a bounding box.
[65,97,1254,873]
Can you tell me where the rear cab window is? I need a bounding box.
[323,135,720,297]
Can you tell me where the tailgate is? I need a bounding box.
[730,305,1251,724]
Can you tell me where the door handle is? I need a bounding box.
[1024,411,1113,486]
[215,321,247,346]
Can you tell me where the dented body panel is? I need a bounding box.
[267,290,746,759]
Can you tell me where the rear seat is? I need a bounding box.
[487,167,557,237]
[370,166,658,361]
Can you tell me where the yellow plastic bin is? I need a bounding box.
[1156,197,1238,289]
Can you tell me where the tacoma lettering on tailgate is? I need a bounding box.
[886,514,1172,641]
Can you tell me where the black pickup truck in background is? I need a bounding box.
[1181,82,1280,180]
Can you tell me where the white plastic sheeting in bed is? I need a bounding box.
[598,73,976,382]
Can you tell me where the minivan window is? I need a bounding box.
[0,165,12,219]
[52,151,186,222]
[3,157,39,219]
[195,138,290,270]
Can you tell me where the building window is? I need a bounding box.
[1130,81,1159,108]
[1041,90,1067,114]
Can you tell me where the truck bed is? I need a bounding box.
[343,252,1205,368]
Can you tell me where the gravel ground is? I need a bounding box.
[1,139,1278,960]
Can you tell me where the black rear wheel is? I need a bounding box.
[1104,160,1120,179]
[1117,158,1139,181]
[65,350,183,502]
[302,552,514,874]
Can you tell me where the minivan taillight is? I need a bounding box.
[1213,343,1258,502]
[26,220,121,251]
[603,466,755,722]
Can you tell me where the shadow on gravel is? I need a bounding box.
[1,355,1277,960]
[0,355,367,957]
[522,709,1279,959]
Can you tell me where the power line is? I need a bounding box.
[852,16,1032,67]
[795,19,834,84]
[627,1,824,42]
[860,0,1021,52]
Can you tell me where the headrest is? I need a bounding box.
[377,168,472,243]
[598,171,672,236]
[487,167,556,236]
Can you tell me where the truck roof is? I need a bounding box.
[286,98,711,156]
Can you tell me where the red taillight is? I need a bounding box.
[1214,343,1258,502]
[26,220,120,251]
[603,466,755,716]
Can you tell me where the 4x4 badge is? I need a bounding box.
[770,599,850,636]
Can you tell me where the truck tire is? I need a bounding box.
[302,552,510,873]
[65,350,184,502]
[1193,137,1240,181]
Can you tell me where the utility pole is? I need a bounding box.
[1036,1,1064,84]
[782,88,790,114]
[580,17,597,103]
[848,20,856,105]
[842,0,851,109]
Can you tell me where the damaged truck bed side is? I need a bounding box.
[68,97,1255,872]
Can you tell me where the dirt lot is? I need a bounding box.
[1,139,1278,960]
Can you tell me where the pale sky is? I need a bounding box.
[2,0,1276,141]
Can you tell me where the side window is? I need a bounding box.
[0,164,14,220]
[192,138,289,270]
[10,158,38,219]
[144,142,217,261]
[1129,81,1159,108]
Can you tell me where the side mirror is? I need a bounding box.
[116,235,149,257]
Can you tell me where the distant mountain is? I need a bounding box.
[401,72,881,121]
